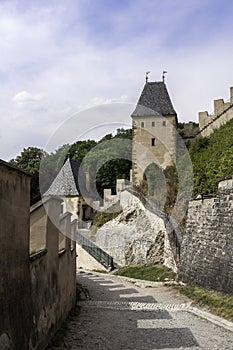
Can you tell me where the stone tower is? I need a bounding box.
[131,81,177,185]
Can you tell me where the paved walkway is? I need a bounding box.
[54,270,233,349]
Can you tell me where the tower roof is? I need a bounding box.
[132,81,176,117]
[44,158,86,197]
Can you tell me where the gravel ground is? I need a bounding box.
[50,270,233,350]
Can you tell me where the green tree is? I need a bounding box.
[82,129,132,197]
[10,147,47,204]
[10,147,46,174]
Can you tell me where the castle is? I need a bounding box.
[131,80,177,185]
[198,86,233,137]
[132,81,233,182]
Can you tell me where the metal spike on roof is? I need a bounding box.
[132,81,176,117]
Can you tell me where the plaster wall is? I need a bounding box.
[0,160,76,350]
[0,161,32,350]
[30,199,76,350]
[30,202,47,254]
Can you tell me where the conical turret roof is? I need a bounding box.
[132,81,176,117]
[44,158,86,197]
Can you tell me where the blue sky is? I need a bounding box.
[1,0,233,159]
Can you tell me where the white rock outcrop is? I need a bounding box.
[95,190,176,270]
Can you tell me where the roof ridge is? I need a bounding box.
[43,157,85,197]
[131,81,176,117]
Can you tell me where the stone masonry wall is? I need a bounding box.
[132,115,177,184]
[178,177,233,294]
[198,86,233,137]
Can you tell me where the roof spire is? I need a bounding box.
[162,70,167,83]
[145,71,150,84]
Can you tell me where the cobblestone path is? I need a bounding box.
[53,270,233,349]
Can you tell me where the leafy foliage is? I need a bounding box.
[81,128,132,197]
[10,147,47,204]
[189,119,233,196]
[177,122,185,137]
[164,166,178,214]
[10,118,233,206]
[68,139,97,163]
[10,128,132,204]
[10,147,46,174]
[136,164,178,214]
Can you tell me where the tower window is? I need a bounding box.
[162,121,166,127]
[152,121,155,127]
[151,138,156,146]
[141,121,144,128]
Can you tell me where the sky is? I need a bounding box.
[1,0,233,160]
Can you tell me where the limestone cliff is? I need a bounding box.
[95,191,176,271]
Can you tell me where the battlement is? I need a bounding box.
[198,86,233,137]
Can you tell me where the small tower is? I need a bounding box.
[131,80,177,186]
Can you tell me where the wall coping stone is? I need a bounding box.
[30,249,48,261]
[0,158,32,177]
[30,197,50,213]
[60,212,72,221]
[58,248,67,257]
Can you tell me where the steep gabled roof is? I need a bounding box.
[44,158,86,197]
[132,81,176,117]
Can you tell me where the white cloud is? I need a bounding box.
[13,91,44,105]
[1,0,233,160]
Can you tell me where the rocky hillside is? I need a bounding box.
[95,191,176,271]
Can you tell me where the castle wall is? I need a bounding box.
[30,199,76,350]
[198,87,233,137]
[178,177,233,294]
[181,122,199,144]
[0,160,33,350]
[132,115,177,184]
[30,201,47,254]
[0,160,76,350]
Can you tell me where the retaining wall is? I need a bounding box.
[179,177,233,294]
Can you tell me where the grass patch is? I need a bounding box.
[114,264,176,282]
[93,211,122,228]
[178,284,233,322]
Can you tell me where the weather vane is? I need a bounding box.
[145,71,150,83]
[162,70,167,82]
